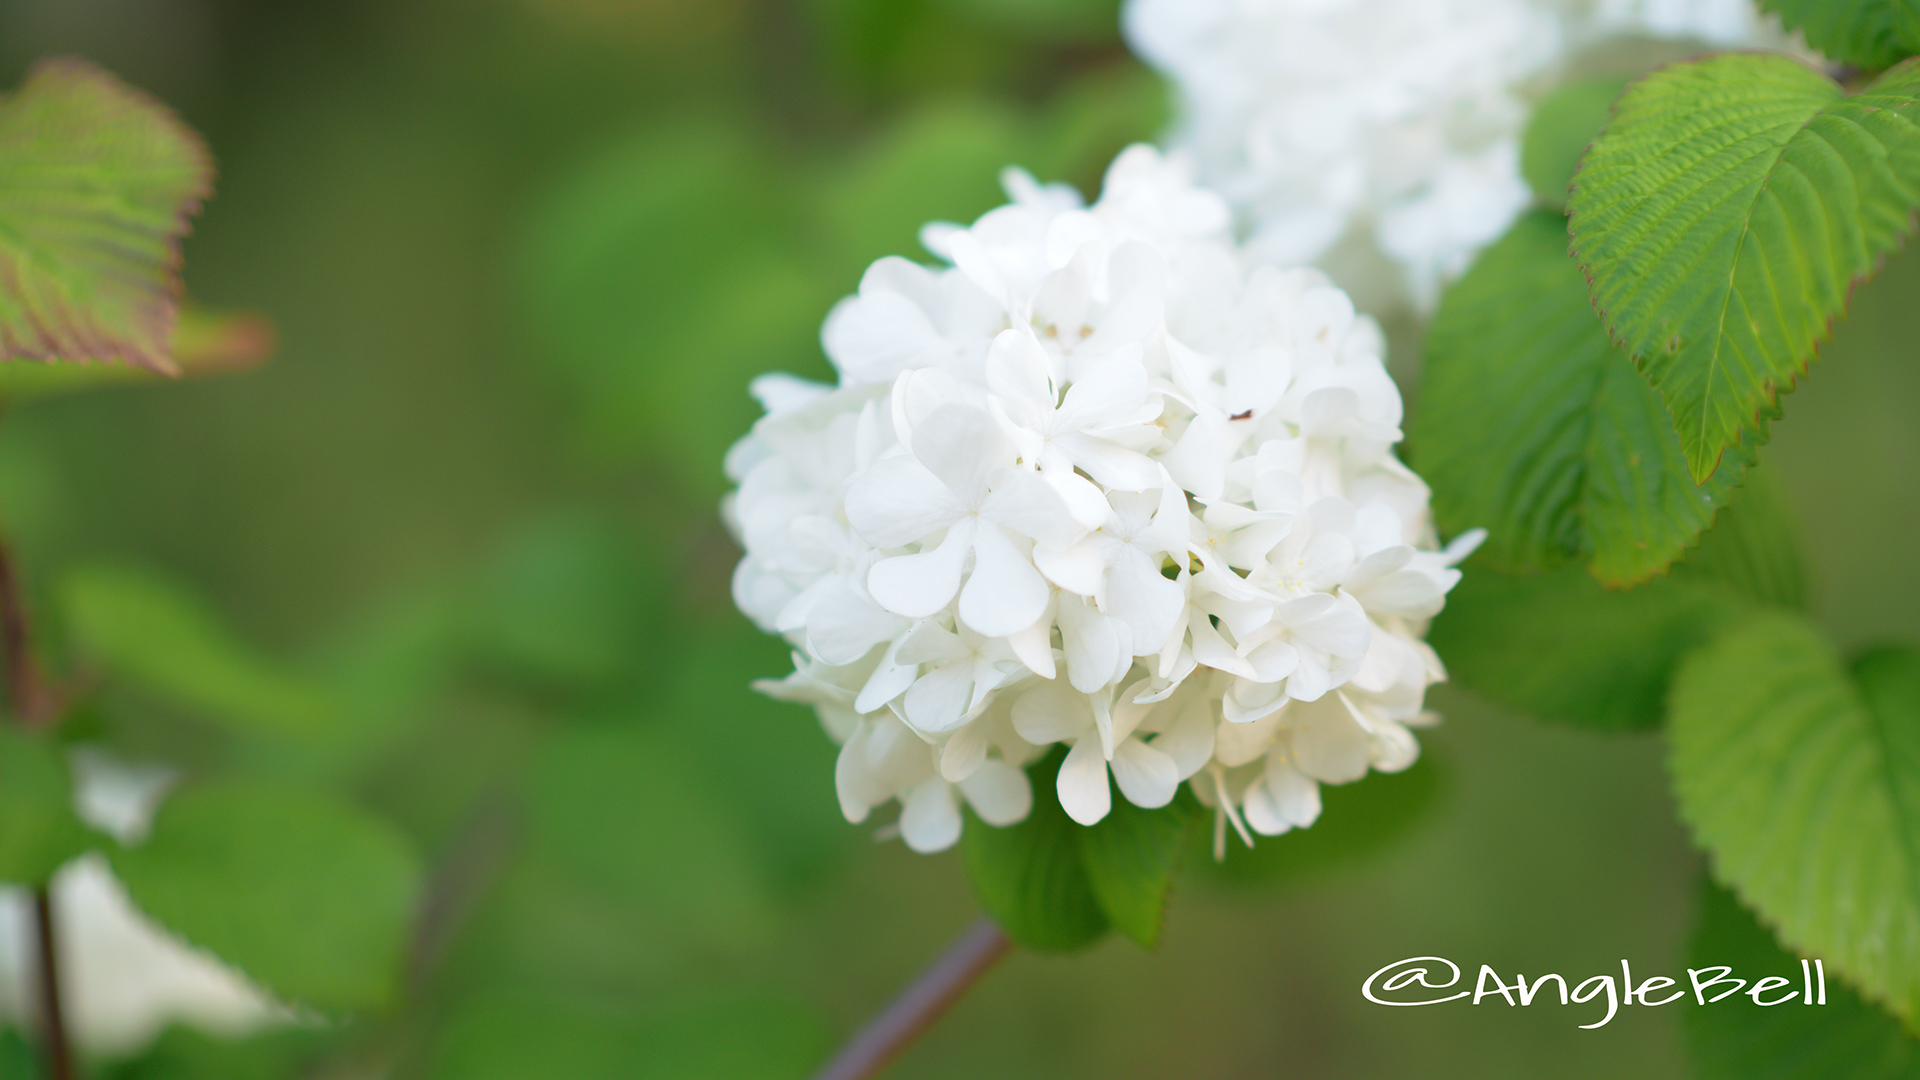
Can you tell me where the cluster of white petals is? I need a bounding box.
[1122,0,1794,312]
[0,753,282,1055]
[726,146,1479,857]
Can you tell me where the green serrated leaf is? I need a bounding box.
[0,308,274,400]
[1569,55,1920,483]
[1684,877,1920,1080]
[1671,466,1809,610]
[1429,564,1741,731]
[1414,210,1758,585]
[0,58,211,372]
[1521,76,1630,207]
[1763,0,1920,71]
[1076,787,1190,948]
[111,781,421,1013]
[960,749,1109,952]
[1668,617,1920,1028]
[0,728,94,885]
[61,564,341,740]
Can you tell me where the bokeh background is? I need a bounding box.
[1,0,1917,1077]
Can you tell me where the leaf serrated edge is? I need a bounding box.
[0,57,216,375]
[1567,54,1920,484]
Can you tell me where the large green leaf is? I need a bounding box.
[1413,210,1757,585]
[112,782,422,1012]
[61,564,341,740]
[1076,788,1190,948]
[1670,465,1808,610]
[1521,77,1630,208]
[0,59,211,373]
[962,750,1199,950]
[1668,619,1920,1028]
[1430,564,1741,732]
[1685,878,1920,1079]
[960,750,1109,951]
[1568,55,1920,482]
[0,728,94,885]
[1763,0,1920,71]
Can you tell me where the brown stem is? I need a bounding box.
[812,918,1012,1080]
[1,529,73,1080]
[0,538,53,728]
[30,889,75,1080]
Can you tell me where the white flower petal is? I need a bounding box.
[903,662,979,734]
[958,521,1050,637]
[868,520,975,619]
[1057,596,1125,694]
[900,779,963,853]
[1011,681,1092,745]
[1110,739,1178,809]
[1056,738,1113,825]
[940,719,990,782]
[959,760,1034,826]
[844,455,965,548]
[1149,695,1216,779]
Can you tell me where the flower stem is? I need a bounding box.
[0,537,53,728]
[0,530,72,1080]
[812,917,1012,1080]
[29,889,75,1080]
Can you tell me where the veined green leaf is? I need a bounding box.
[1569,54,1920,482]
[112,782,421,1012]
[1670,465,1808,610]
[1413,210,1758,585]
[0,59,211,373]
[1763,0,1920,71]
[1668,619,1920,1028]
[0,728,94,885]
[1076,788,1190,948]
[61,564,342,740]
[961,749,1109,951]
[1521,77,1630,208]
[1685,878,1920,1079]
[1430,564,1742,731]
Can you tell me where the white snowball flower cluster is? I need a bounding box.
[1121,0,1796,312]
[0,752,282,1056]
[726,146,1479,858]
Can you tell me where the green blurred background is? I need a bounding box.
[1,0,1917,1076]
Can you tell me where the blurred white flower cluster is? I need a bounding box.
[727,146,1479,858]
[1122,0,1791,312]
[0,753,280,1057]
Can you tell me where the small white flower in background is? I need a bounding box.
[1121,0,1798,313]
[727,144,1481,856]
[0,751,283,1057]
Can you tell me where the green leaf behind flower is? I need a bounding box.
[112,781,422,1012]
[1413,210,1759,585]
[1762,0,1920,71]
[1521,76,1630,208]
[0,728,95,885]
